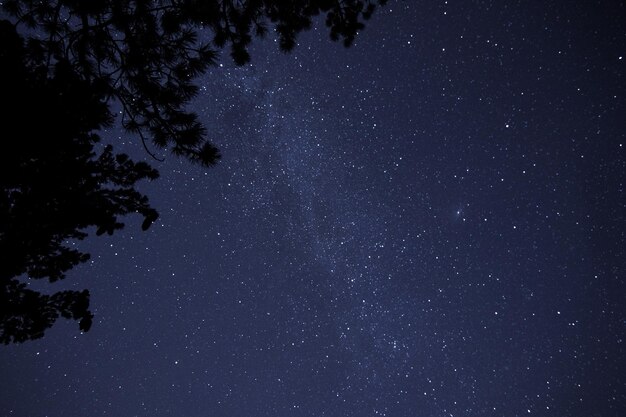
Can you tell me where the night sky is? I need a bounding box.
[2,1,626,416]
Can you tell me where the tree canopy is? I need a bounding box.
[0,0,386,343]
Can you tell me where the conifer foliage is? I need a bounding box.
[0,0,385,343]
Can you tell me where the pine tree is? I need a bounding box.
[0,0,386,343]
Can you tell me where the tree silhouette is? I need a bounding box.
[0,0,386,343]
[1,21,159,343]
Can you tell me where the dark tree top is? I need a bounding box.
[0,0,386,343]
[3,0,386,166]
[1,21,158,342]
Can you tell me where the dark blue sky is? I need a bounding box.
[2,1,625,416]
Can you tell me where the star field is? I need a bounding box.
[1,1,625,416]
